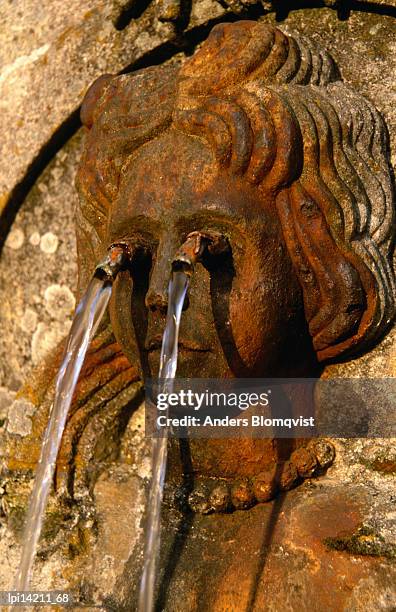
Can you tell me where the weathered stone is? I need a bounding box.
[0,131,82,388]
[252,466,277,502]
[44,284,76,321]
[157,0,182,22]
[307,438,336,470]
[29,231,41,246]
[6,399,36,437]
[40,232,59,254]
[159,484,396,612]
[20,308,39,335]
[0,2,395,609]
[31,321,69,365]
[188,481,212,514]
[279,460,299,491]
[290,448,318,479]
[0,387,15,426]
[360,442,396,474]
[5,228,25,250]
[231,479,255,510]
[208,482,231,513]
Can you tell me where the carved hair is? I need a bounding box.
[76,21,395,361]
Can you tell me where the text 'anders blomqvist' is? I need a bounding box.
[156,415,315,428]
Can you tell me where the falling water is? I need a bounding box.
[138,269,190,612]
[14,247,126,592]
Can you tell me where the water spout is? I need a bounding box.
[138,268,189,612]
[14,243,130,592]
[138,231,228,612]
[172,230,229,272]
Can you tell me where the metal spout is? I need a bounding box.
[172,231,229,273]
[95,242,132,280]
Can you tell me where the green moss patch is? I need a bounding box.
[324,525,396,560]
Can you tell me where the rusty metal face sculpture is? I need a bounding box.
[76,20,395,381]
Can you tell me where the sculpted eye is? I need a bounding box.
[201,234,233,273]
[116,232,157,262]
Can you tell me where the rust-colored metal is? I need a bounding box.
[172,231,229,272]
[160,484,384,612]
[94,242,132,280]
[76,20,395,367]
[74,19,395,500]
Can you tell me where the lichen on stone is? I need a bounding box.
[324,524,396,560]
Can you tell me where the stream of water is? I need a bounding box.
[14,271,116,591]
[138,269,190,612]
[13,244,189,609]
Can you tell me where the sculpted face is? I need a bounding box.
[77,21,395,373]
[72,18,395,515]
[108,131,306,378]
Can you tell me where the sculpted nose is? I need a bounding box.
[145,242,171,313]
[145,232,195,313]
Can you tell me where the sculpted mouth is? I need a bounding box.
[145,335,211,353]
